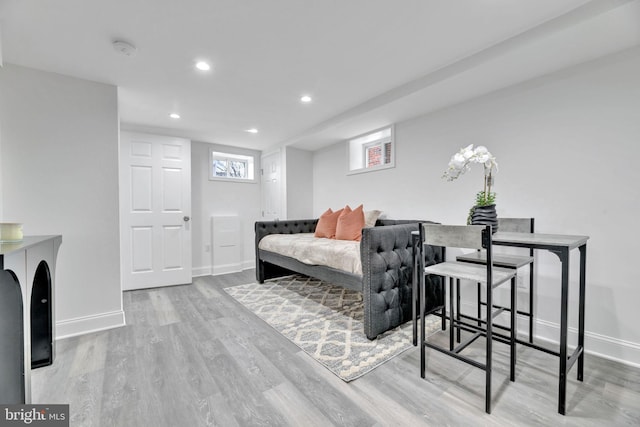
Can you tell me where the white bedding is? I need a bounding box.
[258,233,362,275]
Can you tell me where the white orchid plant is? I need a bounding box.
[443,144,499,211]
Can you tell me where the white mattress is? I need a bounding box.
[258,233,362,275]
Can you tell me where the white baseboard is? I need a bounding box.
[56,309,126,340]
[534,318,640,369]
[194,260,254,278]
[458,301,640,368]
[192,266,212,277]
[212,262,243,276]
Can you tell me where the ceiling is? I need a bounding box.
[1,0,638,151]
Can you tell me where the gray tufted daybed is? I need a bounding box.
[255,219,444,339]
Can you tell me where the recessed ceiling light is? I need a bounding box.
[169,113,181,119]
[195,61,211,71]
[246,128,258,134]
[300,95,312,103]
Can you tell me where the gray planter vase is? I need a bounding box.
[470,204,498,233]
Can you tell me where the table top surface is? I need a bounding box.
[492,231,589,249]
[0,235,62,256]
[412,230,589,250]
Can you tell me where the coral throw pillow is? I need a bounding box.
[314,208,343,238]
[335,204,365,241]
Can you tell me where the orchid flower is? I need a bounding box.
[442,144,498,205]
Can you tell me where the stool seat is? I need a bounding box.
[425,262,515,286]
[456,252,534,269]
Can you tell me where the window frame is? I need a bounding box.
[347,125,395,175]
[208,147,257,183]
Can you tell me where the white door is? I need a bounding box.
[120,132,192,290]
[261,150,282,220]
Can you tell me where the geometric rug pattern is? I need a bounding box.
[224,274,440,381]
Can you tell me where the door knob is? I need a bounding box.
[183,216,190,222]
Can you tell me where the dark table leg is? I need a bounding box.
[412,234,419,346]
[420,272,426,378]
[558,247,570,415]
[578,244,587,381]
[529,254,534,343]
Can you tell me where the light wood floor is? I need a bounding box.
[32,270,640,426]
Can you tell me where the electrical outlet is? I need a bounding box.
[204,245,211,252]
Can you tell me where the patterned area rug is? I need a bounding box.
[224,275,440,382]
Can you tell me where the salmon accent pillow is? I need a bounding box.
[335,204,365,241]
[314,208,343,238]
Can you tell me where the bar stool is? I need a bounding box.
[456,218,535,343]
[419,223,517,414]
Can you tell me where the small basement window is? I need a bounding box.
[209,149,256,182]
[348,125,394,174]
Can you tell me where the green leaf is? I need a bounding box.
[473,190,496,206]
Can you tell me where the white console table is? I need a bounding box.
[0,235,62,404]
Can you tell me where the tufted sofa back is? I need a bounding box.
[255,218,420,243]
[255,219,318,245]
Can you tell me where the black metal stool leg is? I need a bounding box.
[412,262,418,346]
[456,280,461,343]
[477,282,482,328]
[412,234,421,347]
[441,275,446,331]
[449,278,455,351]
[510,277,517,382]
[485,280,493,414]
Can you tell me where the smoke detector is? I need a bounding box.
[112,40,137,57]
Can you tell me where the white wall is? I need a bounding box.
[0,122,3,218]
[312,47,640,366]
[0,22,3,67]
[0,64,124,338]
[0,26,3,217]
[191,141,261,276]
[284,146,313,219]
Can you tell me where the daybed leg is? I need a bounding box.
[257,260,266,283]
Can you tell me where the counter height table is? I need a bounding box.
[413,229,589,415]
[491,231,588,415]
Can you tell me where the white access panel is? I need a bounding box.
[211,216,242,275]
